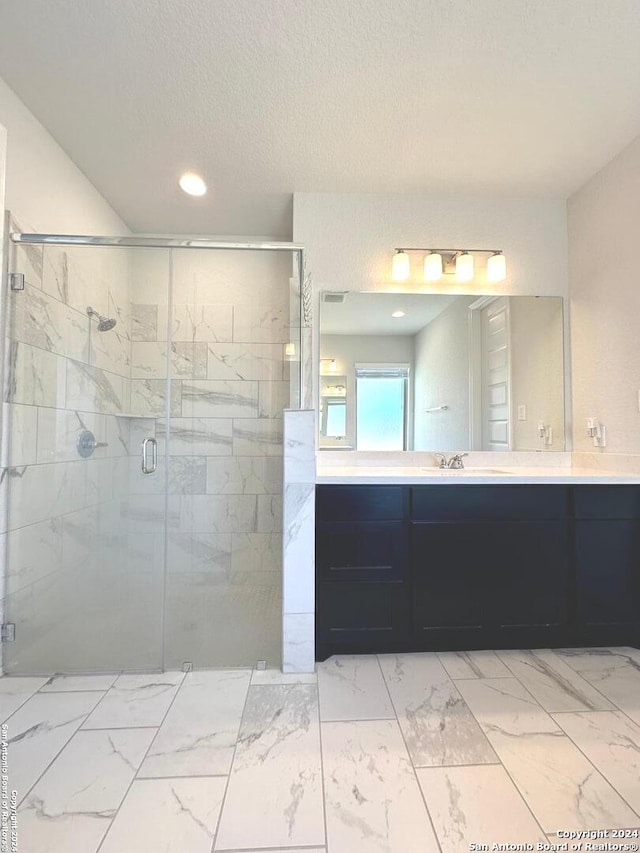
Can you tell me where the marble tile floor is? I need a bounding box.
[3,646,640,853]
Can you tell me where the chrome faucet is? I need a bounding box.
[447,453,469,469]
[434,452,469,469]
[434,453,448,469]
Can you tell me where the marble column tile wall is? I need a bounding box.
[282,410,316,673]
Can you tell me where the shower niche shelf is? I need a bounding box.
[114,412,157,419]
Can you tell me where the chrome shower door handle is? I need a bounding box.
[141,437,157,474]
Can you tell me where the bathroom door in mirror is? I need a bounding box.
[319,291,565,452]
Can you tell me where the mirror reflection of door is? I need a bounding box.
[481,296,511,450]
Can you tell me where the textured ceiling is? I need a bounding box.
[1,0,640,238]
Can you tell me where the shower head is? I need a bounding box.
[86,306,117,332]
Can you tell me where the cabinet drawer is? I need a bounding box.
[316,521,407,582]
[316,486,405,522]
[316,581,410,656]
[574,486,640,519]
[410,485,568,521]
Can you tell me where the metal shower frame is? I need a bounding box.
[9,229,309,399]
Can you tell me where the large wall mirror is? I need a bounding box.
[319,292,565,452]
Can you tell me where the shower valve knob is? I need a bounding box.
[77,429,107,458]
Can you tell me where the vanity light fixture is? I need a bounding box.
[391,249,410,281]
[455,251,474,282]
[178,171,207,196]
[391,247,507,283]
[424,252,444,281]
[391,310,406,318]
[486,251,507,282]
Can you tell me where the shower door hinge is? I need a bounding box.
[8,273,25,292]
[1,624,15,643]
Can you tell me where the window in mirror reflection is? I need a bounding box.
[356,365,409,450]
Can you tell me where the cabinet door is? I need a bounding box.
[411,521,569,634]
[576,519,640,628]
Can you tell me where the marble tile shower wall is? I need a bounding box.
[3,239,135,672]
[126,250,291,668]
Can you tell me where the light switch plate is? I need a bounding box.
[517,405,526,421]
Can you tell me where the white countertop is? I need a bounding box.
[316,466,640,485]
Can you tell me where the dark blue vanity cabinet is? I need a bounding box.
[574,487,640,645]
[410,486,570,650]
[315,484,640,660]
[315,487,411,654]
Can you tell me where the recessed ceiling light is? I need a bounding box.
[392,310,406,318]
[178,172,207,196]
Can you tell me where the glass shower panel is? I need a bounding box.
[162,248,293,668]
[3,242,170,673]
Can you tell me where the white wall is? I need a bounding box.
[414,298,473,452]
[294,193,568,297]
[0,76,126,234]
[568,132,640,456]
[510,297,565,451]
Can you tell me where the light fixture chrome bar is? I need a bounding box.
[394,247,502,254]
[10,232,304,252]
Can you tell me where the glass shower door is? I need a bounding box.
[3,240,170,673]
[162,248,292,669]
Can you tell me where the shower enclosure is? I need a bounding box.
[1,227,304,674]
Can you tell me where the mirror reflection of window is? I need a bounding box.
[355,365,409,450]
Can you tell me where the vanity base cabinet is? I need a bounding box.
[574,487,640,646]
[315,487,410,660]
[315,484,640,660]
[411,521,570,649]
